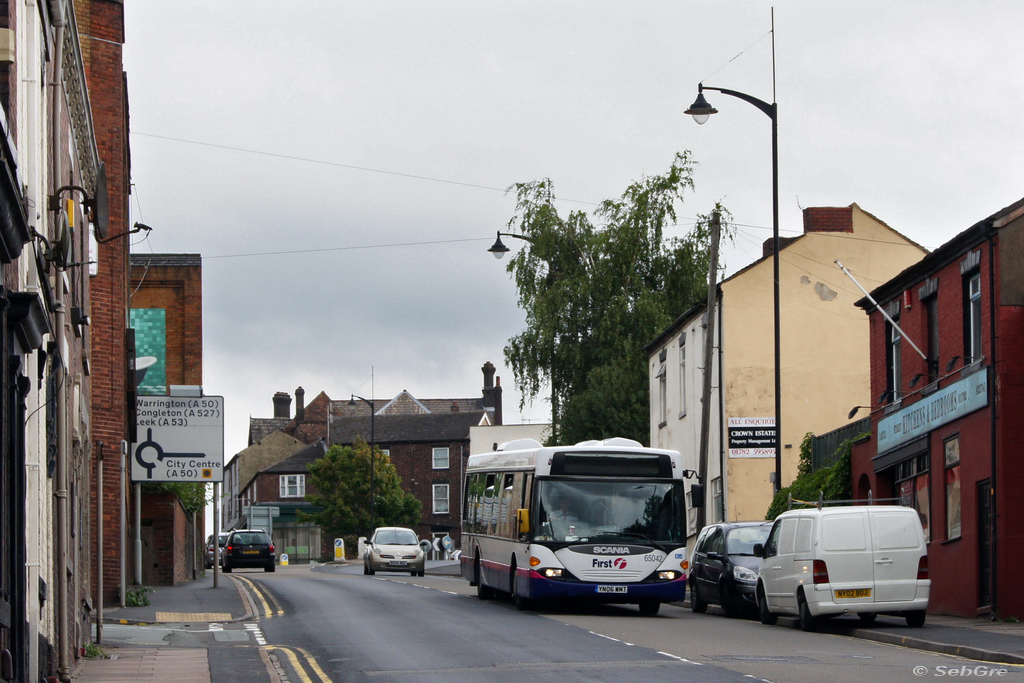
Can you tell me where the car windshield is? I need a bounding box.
[375,530,418,545]
[534,479,685,544]
[725,525,771,555]
[232,533,269,545]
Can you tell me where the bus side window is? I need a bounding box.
[484,473,496,535]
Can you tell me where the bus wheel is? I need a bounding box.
[639,600,660,616]
[475,558,495,599]
[511,563,531,611]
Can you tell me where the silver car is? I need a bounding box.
[363,527,425,576]
[205,532,228,569]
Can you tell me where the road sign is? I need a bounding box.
[442,535,453,551]
[131,396,224,482]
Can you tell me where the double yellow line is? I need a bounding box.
[233,575,285,618]
[233,576,333,682]
[269,645,333,683]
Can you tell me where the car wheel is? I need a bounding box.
[265,563,276,573]
[797,591,817,632]
[757,584,777,626]
[858,612,877,624]
[223,563,232,574]
[720,583,740,619]
[366,563,375,576]
[639,601,660,616]
[418,570,425,577]
[905,610,926,628]
[690,581,707,613]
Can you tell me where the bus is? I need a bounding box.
[460,437,691,615]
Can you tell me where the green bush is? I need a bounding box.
[765,432,858,520]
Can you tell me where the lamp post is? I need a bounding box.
[685,26,782,494]
[349,395,376,525]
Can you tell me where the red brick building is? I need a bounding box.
[129,254,206,585]
[851,197,1024,618]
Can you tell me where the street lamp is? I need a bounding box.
[349,395,376,526]
[685,33,782,494]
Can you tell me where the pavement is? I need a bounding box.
[72,561,1024,682]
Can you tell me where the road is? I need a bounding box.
[229,563,1002,683]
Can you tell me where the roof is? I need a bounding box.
[249,417,291,445]
[329,410,491,445]
[262,439,328,474]
[857,196,1024,309]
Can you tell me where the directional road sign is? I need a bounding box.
[131,396,225,482]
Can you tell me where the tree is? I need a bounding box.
[301,438,420,544]
[503,152,728,445]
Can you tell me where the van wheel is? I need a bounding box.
[858,612,877,624]
[757,584,777,625]
[690,582,707,613]
[905,610,926,628]
[797,591,818,632]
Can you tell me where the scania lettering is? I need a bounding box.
[460,437,689,616]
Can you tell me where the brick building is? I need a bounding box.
[223,363,504,551]
[851,197,1024,618]
[129,254,206,585]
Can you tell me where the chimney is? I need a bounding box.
[481,362,503,425]
[295,386,305,422]
[803,206,853,234]
[273,392,292,419]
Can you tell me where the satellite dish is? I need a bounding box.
[91,162,110,239]
[51,211,74,270]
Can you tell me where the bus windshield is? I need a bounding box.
[534,479,685,545]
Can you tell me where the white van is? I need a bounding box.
[753,505,929,631]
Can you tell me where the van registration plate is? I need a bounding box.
[835,588,871,599]
[596,586,628,594]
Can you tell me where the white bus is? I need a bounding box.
[460,437,691,615]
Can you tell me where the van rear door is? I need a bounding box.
[819,512,874,605]
[869,508,925,602]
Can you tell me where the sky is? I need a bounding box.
[120,0,1024,464]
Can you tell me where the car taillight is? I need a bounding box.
[226,545,233,554]
[269,544,275,553]
[812,559,829,585]
[917,555,929,580]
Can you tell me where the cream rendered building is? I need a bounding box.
[648,205,927,534]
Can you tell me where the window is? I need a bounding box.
[897,454,930,544]
[432,447,450,469]
[433,484,450,514]
[945,437,961,540]
[926,295,939,382]
[678,334,687,417]
[656,362,667,426]
[279,474,305,498]
[886,312,902,400]
[965,272,982,363]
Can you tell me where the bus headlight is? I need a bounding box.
[657,570,680,581]
[541,568,563,579]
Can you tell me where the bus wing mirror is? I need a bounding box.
[517,508,530,534]
[690,483,705,510]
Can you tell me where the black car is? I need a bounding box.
[689,521,772,617]
[222,529,276,573]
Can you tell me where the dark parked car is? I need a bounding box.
[222,529,276,573]
[689,521,772,617]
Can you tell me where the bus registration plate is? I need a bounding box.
[596,585,628,594]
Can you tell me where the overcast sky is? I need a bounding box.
[121,1,1024,461]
